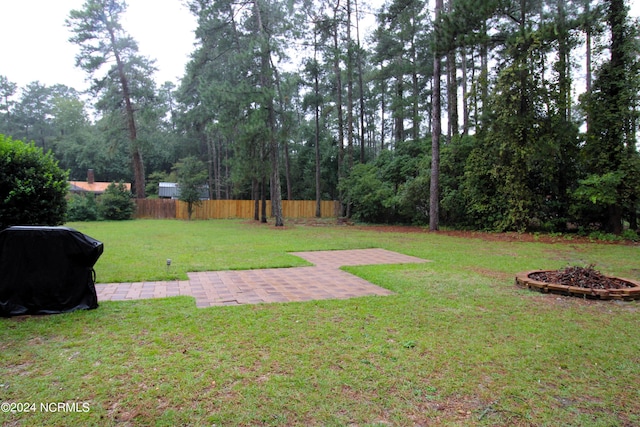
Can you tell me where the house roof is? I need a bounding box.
[69,181,131,194]
[159,182,179,198]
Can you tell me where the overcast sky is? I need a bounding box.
[0,0,197,91]
[0,0,638,94]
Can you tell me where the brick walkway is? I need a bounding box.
[95,249,428,307]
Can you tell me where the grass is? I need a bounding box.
[1,219,639,426]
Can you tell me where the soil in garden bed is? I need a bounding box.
[528,265,634,290]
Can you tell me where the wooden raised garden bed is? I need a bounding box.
[515,265,640,301]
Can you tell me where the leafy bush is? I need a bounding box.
[0,134,68,230]
[340,164,397,223]
[67,193,99,221]
[581,228,640,243]
[98,182,135,220]
[397,174,430,225]
[621,229,639,242]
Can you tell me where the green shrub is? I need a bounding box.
[98,182,135,220]
[621,229,639,242]
[67,193,99,221]
[0,134,68,230]
[397,174,430,225]
[339,163,397,223]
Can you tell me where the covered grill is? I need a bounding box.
[0,226,103,317]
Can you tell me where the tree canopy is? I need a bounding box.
[1,0,638,234]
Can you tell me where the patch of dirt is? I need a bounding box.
[332,221,636,245]
[529,265,635,290]
[432,230,636,245]
[247,218,637,246]
[352,224,428,233]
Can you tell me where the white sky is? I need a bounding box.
[0,0,638,94]
[0,0,197,92]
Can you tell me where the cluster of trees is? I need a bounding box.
[0,0,638,233]
[67,182,136,222]
[0,133,135,228]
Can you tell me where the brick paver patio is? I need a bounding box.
[95,248,428,307]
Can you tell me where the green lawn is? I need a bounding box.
[1,219,639,426]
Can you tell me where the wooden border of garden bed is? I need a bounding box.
[515,271,640,300]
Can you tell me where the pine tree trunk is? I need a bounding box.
[585,0,592,131]
[461,46,469,136]
[270,148,284,226]
[447,49,458,140]
[225,145,230,199]
[380,77,386,151]
[283,138,292,200]
[557,0,570,123]
[261,177,267,223]
[480,20,489,123]
[216,138,222,199]
[110,27,145,199]
[355,0,366,163]
[131,148,145,198]
[253,178,259,221]
[394,67,404,144]
[346,0,354,170]
[253,0,283,226]
[314,47,322,218]
[206,135,215,200]
[430,0,443,232]
[412,39,419,142]
[332,1,345,216]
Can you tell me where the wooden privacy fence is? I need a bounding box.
[135,199,176,219]
[135,199,340,220]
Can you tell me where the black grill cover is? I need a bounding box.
[0,226,103,317]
